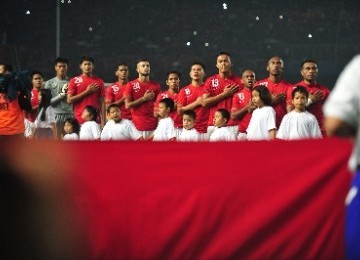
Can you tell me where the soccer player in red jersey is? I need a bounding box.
[203,51,242,138]
[178,62,209,141]
[105,63,131,120]
[154,71,182,139]
[255,56,292,128]
[124,59,161,138]
[288,58,330,136]
[28,71,44,122]
[231,69,257,140]
[67,56,106,127]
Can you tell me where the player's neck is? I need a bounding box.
[138,75,150,84]
[219,71,232,79]
[56,74,67,80]
[117,79,128,85]
[304,79,316,85]
[268,74,282,83]
[82,72,92,77]
[192,79,203,87]
[168,88,178,95]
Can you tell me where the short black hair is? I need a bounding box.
[292,85,309,99]
[183,110,196,120]
[159,98,175,112]
[54,57,69,66]
[30,70,43,79]
[216,108,230,122]
[137,58,150,65]
[190,62,206,71]
[166,70,181,81]
[252,85,272,106]
[79,56,95,65]
[64,117,80,135]
[83,105,97,121]
[216,51,231,59]
[107,104,120,114]
[300,58,317,69]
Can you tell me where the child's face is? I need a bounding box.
[108,107,121,122]
[213,111,227,127]
[64,122,73,134]
[292,92,307,111]
[158,103,170,118]
[183,114,195,130]
[81,109,92,121]
[251,90,264,108]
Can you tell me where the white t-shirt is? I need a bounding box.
[101,119,142,141]
[153,117,176,141]
[246,106,276,140]
[24,118,35,138]
[79,121,101,140]
[34,106,56,129]
[277,110,322,140]
[209,127,237,141]
[63,133,79,140]
[178,128,200,142]
[324,54,360,171]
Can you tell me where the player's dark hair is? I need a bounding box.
[216,51,231,59]
[166,70,181,81]
[30,70,43,79]
[79,56,95,65]
[137,58,150,65]
[115,63,128,70]
[216,108,230,122]
[292,85,309,99]
[83,105,97,121]
[300,58,317,69]
[190,62,206,71]
[253,85,272,106]
[183,110,196,121]
[159,98,175,112]
[64,117,80,135]
[107,104,120,114]
[54,57,69,66]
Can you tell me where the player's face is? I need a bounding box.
[80,61,94,75]
[32,73,43,89]
[183,114,195,130]
[108,107,121,122]
[64,122,74,134]
[251,90,264,108]
[115,65,129,81]
[166,73,180,92]
[301,62,318,83]
[190,64,205,81]
[267,57,284,76]
[213,111,227,127]
[216,54,232,73]
[158,102,169,118]
[292,92,307,112]
[137,61,150,76]
[55,62,68,78]
[241,70,256,88]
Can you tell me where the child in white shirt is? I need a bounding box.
[79,105,101,140]
[209,108,236,141]
[33,89,56,139]
[63,117,80,140]
[101,104,143,141]
[246,85,276,140]
[149,98,176,141]
[178,110,200,141]
[277,86,322,140]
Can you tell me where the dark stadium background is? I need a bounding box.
[1,0,359,89]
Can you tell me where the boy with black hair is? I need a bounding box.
[178,110,200,141]
[209,108,236,141]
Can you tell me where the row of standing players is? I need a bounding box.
[16,52,330,141]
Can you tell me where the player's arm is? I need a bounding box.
[67,83,99,104]
[269,128,277,140]
[100,97,106,128]
[325,117,356,138]
[125,90,155,109]
[202,84,239,108]
[177,97,202,114]
[231,100,255,120]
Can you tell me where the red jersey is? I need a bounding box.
[68,74,105,124]
[28,88,39,122]
[288,81,330,133]
[124,79,161,131]
[204,74,242,126]
[105,82,131,120]
[0,93,25,135]
[155,90,182,128]
[256,78,292,128]
[178,84,209,133]
[231,87,253,133]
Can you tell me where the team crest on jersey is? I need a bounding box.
[211,78,219,90]
[132,82,141,92]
